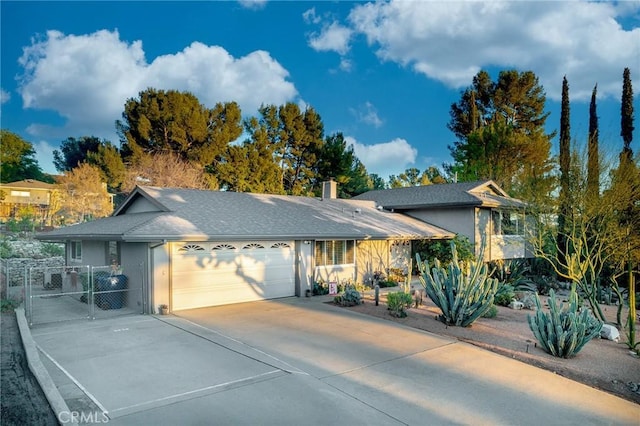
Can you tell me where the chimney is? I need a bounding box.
[322,180,337,199]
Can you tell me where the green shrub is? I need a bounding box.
[334,286,363,307]
[494,283,515,306]
[41,243,64,257]
[413,234,474,271]
[527,289,603,358]
[416,241,498,327]
[1,299,19,312]
[482,304,498,318]
[387,292,413,318]
[0,239,13,258]
[313,281,329,295]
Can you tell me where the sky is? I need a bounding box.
[1,0,639,180]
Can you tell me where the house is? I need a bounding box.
[36,182,453,313]
[354,180,530,261]
[0,179,59,227]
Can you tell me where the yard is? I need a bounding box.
[346,288,640,404]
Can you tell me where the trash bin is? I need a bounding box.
[95,274,128,310]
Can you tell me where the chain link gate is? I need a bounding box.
[26,265,143,326]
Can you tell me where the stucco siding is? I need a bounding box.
[296,241,313,296]
[151,243,170,313]
[405,208,475,244]
[119,243,148,313]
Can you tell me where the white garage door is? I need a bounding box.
[172,241,295,310]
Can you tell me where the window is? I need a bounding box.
[10,190,30,197]
[315,240,355,266]
[492,210,525,235]
[70,241,82,260]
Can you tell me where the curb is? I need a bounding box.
[14,307,75,425]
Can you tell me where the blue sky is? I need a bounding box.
[1,1,639,179]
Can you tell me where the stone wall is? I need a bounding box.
[0,257,65,302]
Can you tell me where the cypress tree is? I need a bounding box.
[557,76,571,267]
[587,84,599,199]
[621,67,635,161]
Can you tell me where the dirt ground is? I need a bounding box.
[346,290,640,404]
[1,312,58,426]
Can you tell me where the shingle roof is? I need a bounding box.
[354,180,525,209]
[0,179,58,190]
[37,186,454,242]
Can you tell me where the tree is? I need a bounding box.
[118,88,242,167]
[447,70,554,199]
[587,84,599,199]
[314,133,370,197]
[86,142,126,193]
[0,130,50,183]
[557,76,572,271]
[57,163,113,223]
[368,174,386,190]
[531,150,632,324]
[621,67,635,160]
[53,136,103,172]
[121,152,214,193]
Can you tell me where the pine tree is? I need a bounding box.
[587,84,599,199]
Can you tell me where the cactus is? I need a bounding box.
[416,241,499,327]
[527,288,603,358]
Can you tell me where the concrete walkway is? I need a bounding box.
[29,296,640,425]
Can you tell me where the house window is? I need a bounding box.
[492,210,525,235]
[315,240,355,266]
[70,241,82,260]
[10,190,30,197]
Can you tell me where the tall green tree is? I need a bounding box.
[621,67,635,161]
[53,136,103,172]
[117,88,242,168]
[217,116,284,194]
[447,70,554,199]
[587,84,600,199]
[87,142,126,193]
[0,130,50,183]
[557,76,572,265]
[314,132,370,198]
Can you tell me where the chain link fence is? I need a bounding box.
[23,265,143,326]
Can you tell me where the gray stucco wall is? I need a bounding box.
[405,208,476,244]
[67,240,108,267]
[295,241,313,297]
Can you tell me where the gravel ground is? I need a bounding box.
[347,290,640,404]
[1,312,58,426]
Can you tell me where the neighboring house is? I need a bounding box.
[355,180,530,261]
[0,179,59,227]
[36,182,453,313]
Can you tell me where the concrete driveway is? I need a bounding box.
[31,297,639,425]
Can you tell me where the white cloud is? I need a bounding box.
[308,21,353,56]
[238,0,267,11]
[348,0,639,100]
[0,89,10,104]
[346,136,417,178]
[33,139,57,175]
[350,102,383,128]
[17,29,297,142]
[303,7,321,25]
[339,58,353,73]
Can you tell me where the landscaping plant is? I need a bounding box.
[387,291,413,318]
[527,288,603,358]
[334,285,363,307]
[416,241,499,327]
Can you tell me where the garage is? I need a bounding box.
[171,241,295,310]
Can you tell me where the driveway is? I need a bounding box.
[31,297,639,425]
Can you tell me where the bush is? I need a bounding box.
[527,289,603,358]
[334,286,363,307]
[313,281,329,295]
[41,243,64,257]
[416,241,498,327]
[494,283,515,306]
[413,234,474,271]
[387,292,413,318]
[482,304,498,318]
